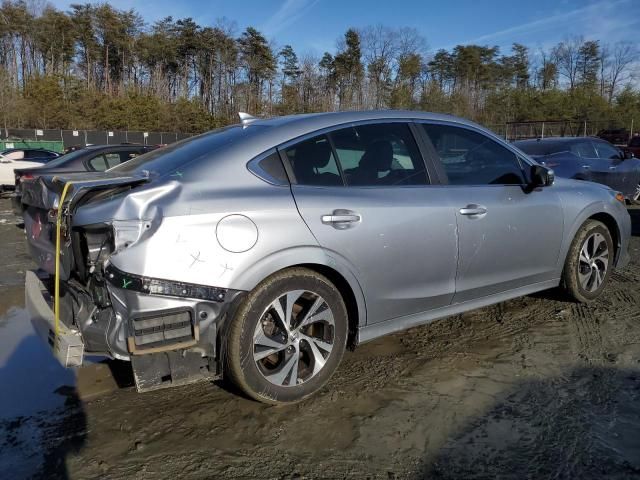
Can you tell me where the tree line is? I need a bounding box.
[0,0,638,134]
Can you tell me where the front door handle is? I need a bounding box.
[321,209,361,229]
[459,204,488,216]
[609,166,617,170]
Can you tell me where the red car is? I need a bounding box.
[626,136,640,158]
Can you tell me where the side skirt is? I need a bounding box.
[356,278,560,344]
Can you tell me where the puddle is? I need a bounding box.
[0,287,77,420]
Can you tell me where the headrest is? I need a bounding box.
[361,140,393,171]
[297,141,332,169]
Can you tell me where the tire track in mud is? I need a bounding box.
[568,304,606,365]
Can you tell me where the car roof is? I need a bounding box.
[82,144,146,150]
[228,110,498,155]
[247,110,483,131]
[514,137,596,145]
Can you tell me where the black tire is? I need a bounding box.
[225,267,348,404]
[561,219,614,303]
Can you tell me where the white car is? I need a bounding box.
[0,148,59,187]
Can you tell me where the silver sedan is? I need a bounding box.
[21,110,631,403]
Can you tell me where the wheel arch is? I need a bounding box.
[587,211,621,263]
[294,263,362,348]
[556,199,626,275]
[226,246,368,346]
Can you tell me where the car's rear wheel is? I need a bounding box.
[561,220,613,302]
[225,268,348,404]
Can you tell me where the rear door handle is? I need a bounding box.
[582,165,591,169]
[321,210,361,229]
[609,166,617,170]
[459,204,487,216]
[321,214,360,223]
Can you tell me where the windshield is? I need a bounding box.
[112,125,264,176]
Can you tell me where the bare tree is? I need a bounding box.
[605,41,638,103]
[360,25,398,108]
[553,36,583,89]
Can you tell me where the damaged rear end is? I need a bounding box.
[22,171,240,391]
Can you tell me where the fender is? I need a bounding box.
[555,199,626,276]
[230,245,368,328]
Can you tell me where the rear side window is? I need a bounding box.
[283,135,343,186]
[88,154,108,171]
[422,124,525,185]
[330,123,428,186]
[88,153,122,171]
[88,151,145,171]
[249,151,289,184]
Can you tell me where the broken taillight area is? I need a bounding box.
[72,224,114,282]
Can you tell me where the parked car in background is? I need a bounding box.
[625,135,640,158]
[514,137,640,203]
[12,144,157,214]
[597,128,629,145]
[0,148,60,188]
[22,111,631,404]
[63,145,84,154]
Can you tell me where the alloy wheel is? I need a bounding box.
[253,290,335,387]
[578,232,609,292]
[633,183,640,203]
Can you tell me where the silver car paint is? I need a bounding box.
[25,110,632,362]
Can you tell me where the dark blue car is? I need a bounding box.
[514,137,640,203]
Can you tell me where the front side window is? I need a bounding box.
[283,135,343,186]
[593,141,621,160]
[330,123,428,186]
[630,137,640,147]
[421,123,525,185]
[570,141,597,158]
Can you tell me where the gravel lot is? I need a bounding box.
[1,198,639,479]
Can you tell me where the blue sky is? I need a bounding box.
[49,0,640,56]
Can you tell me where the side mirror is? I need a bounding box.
[622,149,634,160]
[530,164,554,187]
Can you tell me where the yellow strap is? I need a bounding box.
[54,181,74,338]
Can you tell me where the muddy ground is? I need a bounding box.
[1,198,640,479]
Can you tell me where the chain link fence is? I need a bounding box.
[0,128,195,148]
[487,119,636,143]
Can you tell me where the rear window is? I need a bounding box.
[113,126,263,176]
[41,148,87,167]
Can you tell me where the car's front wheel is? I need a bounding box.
[225,268,348,404]
[561,219,614,302]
